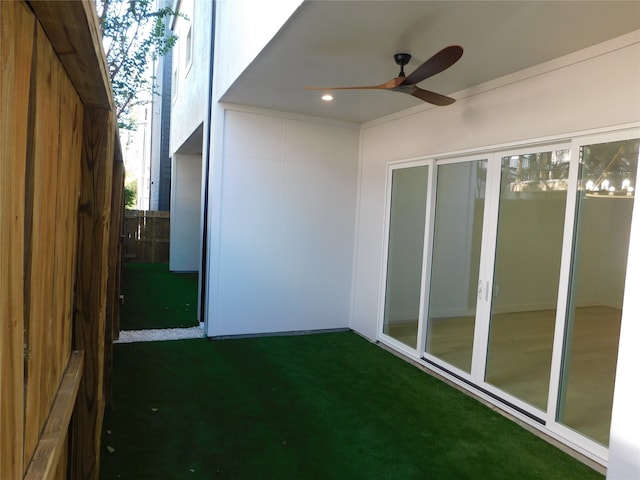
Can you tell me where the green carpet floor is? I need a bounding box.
[120,263,198,330]
[99,332,603,480]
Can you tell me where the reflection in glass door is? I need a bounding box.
[383,165,429,349]
[381,135,637,459]
[485,149,570,411]
[426,160,487,373]
[557,138,638,445]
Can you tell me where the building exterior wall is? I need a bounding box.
[350,32,640,341]
[149,20,173,211]
[213,0,303,101]
[203,3,640,473]
[347,31,639,476]
[608,181,640,479]
[170,154,201,271]
[169,0,212,156]
[206,107,359,337]
[167,0,213,289]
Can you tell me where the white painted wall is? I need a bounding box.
[214,0,303,101]
[607,159,640,480]
[170,154,202,271]
[207,108,359,336]
[169,0,212,155]
[350,32,640,340]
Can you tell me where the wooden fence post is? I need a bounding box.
[71,107,115,480]
[104,145,125,406]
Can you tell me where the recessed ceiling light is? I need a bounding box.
[321,94,333,102]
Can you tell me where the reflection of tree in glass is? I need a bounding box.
[581,139,639,195]
[505,151,570,193]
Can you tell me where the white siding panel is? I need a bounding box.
[212,109,358,336]
[170,154,202,271]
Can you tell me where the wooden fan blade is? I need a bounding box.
[400,45,463,86]
[407,86,455,106]
[304,77,402,91]
[305,85,386,91]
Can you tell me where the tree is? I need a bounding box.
[124,178,138,208]
[96,0,180,130]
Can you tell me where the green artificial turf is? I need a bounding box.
[100,332,603,480]
[120,263,198,330]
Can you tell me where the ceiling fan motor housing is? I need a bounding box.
[394,53,412,76]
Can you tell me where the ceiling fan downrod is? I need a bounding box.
[394,53,412,77]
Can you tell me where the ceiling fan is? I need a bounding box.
[305,45,463,106]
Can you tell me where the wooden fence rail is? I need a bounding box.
[23,352,84,480]
[123,210,170,263]
[1,1,122,479]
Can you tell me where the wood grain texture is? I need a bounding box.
[1,2,118,479]
[23,352,84,480]
[21,17,85,478]
[55,53,84,377]
[71,107,116,480]
[105,153,125,405]
[24,21,64,468]
[28,0,113,110]
[123,210,171,263]
[0,2,34,479]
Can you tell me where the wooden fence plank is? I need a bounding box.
[28,0,113,110]
[105,148,125,404]
[24,19,65,472]
[71,106,115,480]
[123,210,171,263]
[55,52,84,374]
[23,351,84,480]
[1,2,120,479]
[0,3,34,479]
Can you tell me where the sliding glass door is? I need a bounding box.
[484,148,570,411]
[426,159,487,373]
[380,130,638,457]
[557,137,638,445]
[382,165,430,349]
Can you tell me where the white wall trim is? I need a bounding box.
[380,122,640,167]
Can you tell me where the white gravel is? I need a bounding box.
[115,326,204,344]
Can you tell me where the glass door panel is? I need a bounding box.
[485,149,570,411]
[557,138,638,446]
[426,160,487,373]
[383,165,429,349]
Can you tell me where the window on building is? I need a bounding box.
[184,26,192,73]
[172,47,179,103]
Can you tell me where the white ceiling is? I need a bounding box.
[220,0,640,124]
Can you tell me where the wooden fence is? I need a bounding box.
[1,2,123,479]
[123,210,170,263]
